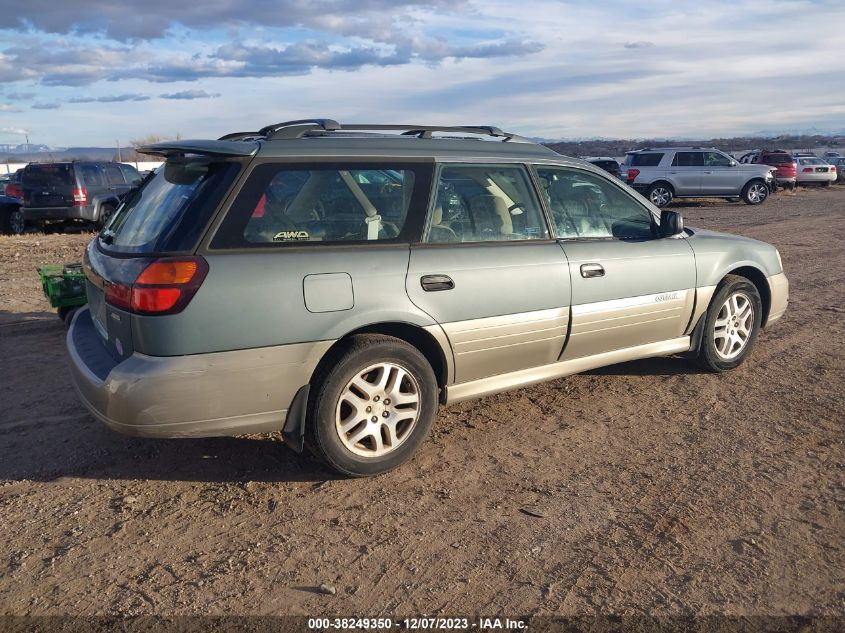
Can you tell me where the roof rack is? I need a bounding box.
[217,120,529,143]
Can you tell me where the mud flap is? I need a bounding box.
[282,384,310,453]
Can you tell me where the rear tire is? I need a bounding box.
[98,204,116,228]
[647,183,674,208]
[821,181,831,188]
[696,275,762,372]
[306,335,438,477]
[742,179,768,205]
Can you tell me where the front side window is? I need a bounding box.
[213,163,431,248]
[704,151,732,167]
[424,165,548,243]
[535,166,655,240]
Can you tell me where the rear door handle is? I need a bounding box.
[421,274,455,291]
[580,263,605,278]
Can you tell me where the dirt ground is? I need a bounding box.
[0,186,843,620]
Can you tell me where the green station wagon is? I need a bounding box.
[68,119,789,476]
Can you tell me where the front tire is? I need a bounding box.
[647,183,674,208]
[0,204,24,235]
[742,180,768,205]
[697,275,762,372]
[307,335,438,477]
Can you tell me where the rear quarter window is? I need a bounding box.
[626,153,664,167]
[211,162,433,249]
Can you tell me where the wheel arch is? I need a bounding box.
[723,265,771,326]
[649,179,675,194]
[309,321,452,393]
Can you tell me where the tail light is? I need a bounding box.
[831,166,837,172]
[104,257,208,315]
[5,183,22,198]
[72,187,88,206]
[802,167,813,173]
[626,168,640,184]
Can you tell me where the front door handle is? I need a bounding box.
[580,263,605,278]
[421,274,455,292]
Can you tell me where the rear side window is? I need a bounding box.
[212,162,433,248]
[626,153,663,167]
[101,160,241,254]
[24,163,74,187]
[103,164,125,185]
[425,164,548,243]
[79,164,105,187]
[590,160,620,171]
[672,152,704,167]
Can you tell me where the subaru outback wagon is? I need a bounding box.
[68,120,788,476]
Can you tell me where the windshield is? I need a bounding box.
[100,159,240,254]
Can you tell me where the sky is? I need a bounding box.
[0,0,843,147]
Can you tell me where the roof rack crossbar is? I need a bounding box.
[261,119,341,139]
[217,120,527,143]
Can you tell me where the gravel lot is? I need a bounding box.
[0,186,843,619]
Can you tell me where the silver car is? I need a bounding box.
[67,120,789,476]
[623,147,775,207]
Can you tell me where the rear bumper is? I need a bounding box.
[66,307,332,438]
[766,272,789,326]
[24,205,96,222]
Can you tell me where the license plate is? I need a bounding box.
[86,281,108,340]
[816,167,828,172]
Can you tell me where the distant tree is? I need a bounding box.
[119,133,182,162]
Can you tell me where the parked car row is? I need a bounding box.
[0,160,143,235]
[738,149,838,187]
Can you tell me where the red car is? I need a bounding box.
[753,151,797,189]
[4,168,24,199]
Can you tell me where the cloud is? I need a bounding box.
[159,89,221,99]
[1,1,467,42]
[0,104,22,112]
[67,93,151,103]
[6,92,36,100]
[624,41,655,49]
[32,102,61,109]
[1,127,29,135]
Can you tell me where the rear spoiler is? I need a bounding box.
[136,139,259,158]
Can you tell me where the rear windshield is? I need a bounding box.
[626,153,663,167]
[590,160,620,171]
[761,154,792,164]
[100,159,241,254]
[24,163,74,187]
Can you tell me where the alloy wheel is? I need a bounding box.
[335,362,421,457]
[747,183,768,203]
[713,292,754,360]
[9,209,24,234]
[650,187,671,207]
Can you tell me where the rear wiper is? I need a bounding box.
[99,229,115,245]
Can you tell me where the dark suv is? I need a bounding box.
[22,161,142,228]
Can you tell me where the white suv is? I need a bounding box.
[623,147,775,207]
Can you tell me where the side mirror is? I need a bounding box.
[660,209,684,237]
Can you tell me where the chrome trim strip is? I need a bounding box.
[445,336,691,404]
